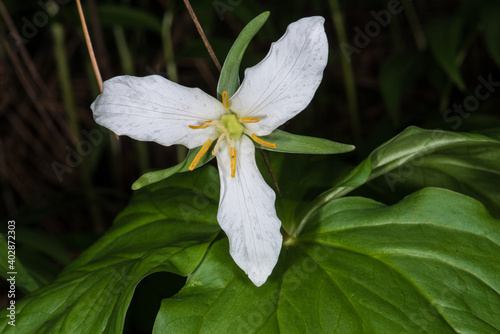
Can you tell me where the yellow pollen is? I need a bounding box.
[189,139,212,171]
[222,91,229,109]
[251,133,276,148]
[189,121,212,129]
[230,147,236,178]
[241,117,261,123]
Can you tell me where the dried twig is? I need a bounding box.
[86,0,113,80]
[182,0,221,72]
[76,0,103,92]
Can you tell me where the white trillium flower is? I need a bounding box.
[91,16,328,286]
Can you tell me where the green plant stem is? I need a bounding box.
[439,27,479,112]
[390,11,403,52]
[162,11,179,83]
[293,187,350,238]
[162,8,187,163]
[328,0,361,145]
[52,24,79,139]
[402,0,426,51]
[113,26,134,75]
[438,81,454,114]
[52,23,105,233]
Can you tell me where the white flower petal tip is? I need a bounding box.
[90,75,225,149]
[247,264,276,287]
[229,16,329,136]
[216,136,283,287]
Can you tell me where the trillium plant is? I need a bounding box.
[92,16,331,286]
[3,9,500,334]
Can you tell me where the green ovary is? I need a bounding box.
[220,114,244,140]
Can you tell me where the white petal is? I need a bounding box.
[216,136,282,286]
[91,75,225,149]
[229,16,328,136]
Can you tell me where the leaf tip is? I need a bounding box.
[131,181,142,190]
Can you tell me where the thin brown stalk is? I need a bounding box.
[259,150,280,196]
[76,0,103,92]
[182,0,221,72]
[86,0,113,80]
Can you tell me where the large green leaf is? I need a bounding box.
[297,126,500,232]
[255,150,352,233]
[0,226,71,292]
[0,168,220,333]
[4,126,499,333]
[153,188,500,333]
[0,236,40,294]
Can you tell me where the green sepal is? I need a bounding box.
[217,12,270,100]
[132,143,215,190]
[254,129,355,155]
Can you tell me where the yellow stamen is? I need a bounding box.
[189,121,212,129]
[241,117,261,123]
[251,133,276,148]
[230,147,236,178]
[222,91,229,109]
[189,139,212,171]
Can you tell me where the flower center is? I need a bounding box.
[188,91,276,178]
[220,114,244,141]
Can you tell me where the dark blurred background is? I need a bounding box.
[1,0,499,331]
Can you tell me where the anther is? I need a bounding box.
[222,91,229,109]
[189,139,212,171]
[189,121,212,129]
[251,133,276,148]
[230,147,236,178]
[241,117,261,123]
